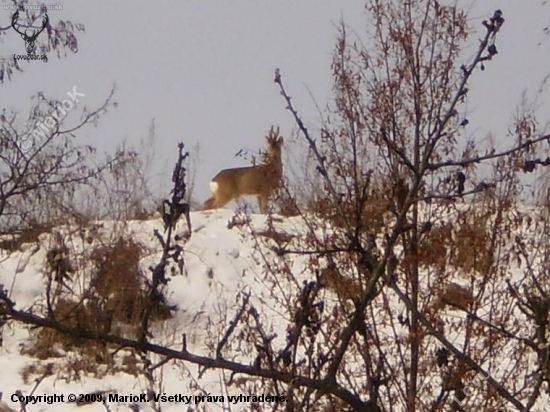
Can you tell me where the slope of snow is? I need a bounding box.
[0,210,311,412]
[0,206,548,411]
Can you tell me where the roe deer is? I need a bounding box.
[204,126,284,214]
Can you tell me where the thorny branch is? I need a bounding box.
[138,143,190,347]
[216,293,250,359]
[423,9,504,164]
[274,69,355,238]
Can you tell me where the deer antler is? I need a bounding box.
[11,11,24,37]
[11,11,49,40]
[267,125,280,142]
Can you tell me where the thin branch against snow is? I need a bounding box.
[0,291,380,411]
[390,282,526,410]
[216,292,250,359]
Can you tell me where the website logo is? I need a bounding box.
[11,11,48,61]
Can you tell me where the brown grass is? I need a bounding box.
[22,236,174,378]
[90,237,144,325]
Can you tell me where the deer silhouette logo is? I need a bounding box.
[11,11,49,55]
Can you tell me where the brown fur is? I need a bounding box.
[204,126,284,214]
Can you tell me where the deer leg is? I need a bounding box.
[213,193,232,209]
[204,192,232,210]
[203,196,216,210]
[204,181,234,210]
[258,194,268,214]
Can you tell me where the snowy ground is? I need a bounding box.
[0,206,548,411]
[0,210,311,412]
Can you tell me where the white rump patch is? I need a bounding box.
[209,181,218,193]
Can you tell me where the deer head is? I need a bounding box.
[264,125,283,163]
[12,11,49,55]
[204,126,284,214]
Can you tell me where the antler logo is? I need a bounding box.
[11,11,49,55]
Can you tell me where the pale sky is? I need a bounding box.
[1,0,549,204]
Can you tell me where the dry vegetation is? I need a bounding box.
[21,234,174,381]
[2,1,550,411]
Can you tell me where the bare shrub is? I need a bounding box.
[71,121,163,222]
[21,234,174,379]
[87,236,174,332]
[90,237,145,325]
[22,298,111,362]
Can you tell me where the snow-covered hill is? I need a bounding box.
[0,210,312,412]
[0,205,549,411]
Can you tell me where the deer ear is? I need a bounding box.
[277,136,284,145]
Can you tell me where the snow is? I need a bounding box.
[0,210,310,411]
[0,206,548,410]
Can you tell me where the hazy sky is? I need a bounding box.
[1,0,549,204]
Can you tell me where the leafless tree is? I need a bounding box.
[265,2,550,410]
